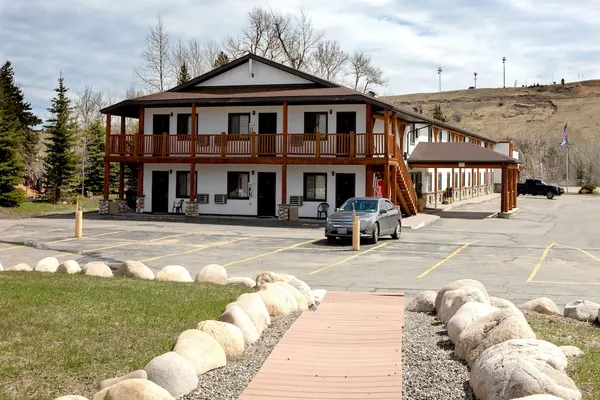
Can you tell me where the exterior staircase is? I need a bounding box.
[395,161,418,216]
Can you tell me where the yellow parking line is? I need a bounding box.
[139,238,248,263]
[46,231,122,245]
[526,242,556,282]
[0,227,70,240]
[531,280,600,286]
[554,243,600,263]
[224,239,316,267]
[417,240,480,279]
[0,245,24,252]
[308,242,390,275]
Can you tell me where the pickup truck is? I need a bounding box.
[517,179,564,199]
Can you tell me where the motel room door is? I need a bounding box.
[335,173,356,208]
[151,171,169,213]
[258,113,277,156]
[336,112,356,157]
[257,172,277,217]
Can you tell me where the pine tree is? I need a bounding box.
[0,61,41,187]
[0,86,25,207]
[177,62,191,85]
[213,51,230,68]
[83,119,117,194]
[431,104,448,122]
[44,76,80,202]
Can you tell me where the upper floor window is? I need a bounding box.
[428,126,433,142]
[228,113,251,134]
[153,114,170,135]
[176,114,199,134]
[304,112,328,134]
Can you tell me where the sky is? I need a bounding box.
[2,0,600,120]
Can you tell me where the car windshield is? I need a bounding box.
[338,199,378,212]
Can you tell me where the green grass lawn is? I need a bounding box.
[0,196,107,218]
[0,272,250,400]
[526,312,600,400]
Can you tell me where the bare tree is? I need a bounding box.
[75,86,105,129]
[311,40,348,82]
[134,15,171,92]
[347,52,386,93]
[170,39,188,81]
[201,39,222,72]
[225,6,280,60]
[124,85,147,100]
[186,37,208,77]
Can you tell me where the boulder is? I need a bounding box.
[82,262,113,278]
[0,262,3,271]
[255,271,282,287]
[218,304,260,344]
[34,257,59,272]
[406,290,437,313]
[54,396,89,400]
[173,329,226,375]
[564,300,600,322]
[197,320,245,359]
[92,378,174,400]
[115,260,155,280]
[195,264,227,285]
[490,296,517,309]
[447,303,499,345]
[156,265,193,282]
[144,352,198,398]
[519,298,561,316]
[470,339,580,400]
[456,307,536,367]
[6,263,32,271]
[57,260,82,274]
[226,277,256,288]
[274,281,309,311]
[98,370,147,390]
[260,284,297,316]
[233,293,271,334]
[279,274,315,309]
[439,286,489,324]
[560,345,584,358]
[435,279,489,313]
[311,289,327,304]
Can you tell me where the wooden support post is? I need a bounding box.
[120,116,126,135]
[366,165,374,197]
[104,113,111,200]
[315,131,321,158]
[190,163,196,202]
[250,131,257,157]
[471,168,475,188]
[282,101,288,157]
[282,163,287,205]
[118,163,124,199]
[391,113,398,159]
[137,163,144,197]
[384,164,390,199]
[392,164,398,205]
[349,131,356,158]
[366,103,373,157]
[433,128,439,142]
[220,132,226,157]
[384,109,390,160]
[434,168,438,206]
[136,106,144,155]
[515,169,520,208]
[501,166,508,213]
[161,133,167,156]
[191,103,197,156]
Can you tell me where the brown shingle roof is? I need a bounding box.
[408,142,520,165]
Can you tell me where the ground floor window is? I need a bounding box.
[437,172,443,191]
[446,172,451,189]
[176,171,197,198]
[467,172,471,187]
[427,172,433,192]
[462,172,466,187]
[304,173,327,201]
[227,171,250,199]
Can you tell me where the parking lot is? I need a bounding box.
[1,194,599,307]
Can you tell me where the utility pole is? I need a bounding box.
[474,72,478,88]
[438,67,443,92]
[502,57,506,88]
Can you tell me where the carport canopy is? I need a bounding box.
[407,142,521,214]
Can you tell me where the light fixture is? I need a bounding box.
[331,171,335,176]
[251,170,255,175]
[169,169,172,174]
[329,109,332,115]
[170,112,173,117]
[252,110,256,115]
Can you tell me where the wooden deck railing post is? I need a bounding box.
[162,133,167,156]
[315,131,321,158]
[191,103,197,156]
[349,131,355,158]
[136,105,144,155]
[220,132,226,157]
[250,131,257,157]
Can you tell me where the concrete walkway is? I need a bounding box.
[431,193,500,211]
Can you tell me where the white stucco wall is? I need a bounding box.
[196,60,312,87]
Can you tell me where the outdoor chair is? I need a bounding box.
[172,199,185,214]
[317,203,329,219]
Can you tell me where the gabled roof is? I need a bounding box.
[408,142,520,165]
[168,53,338,92]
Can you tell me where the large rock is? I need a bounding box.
[57,260,82,274]
[255,272,315,308]
[255,271,282,287]
[156,265,193,282]
[197,320,245,359]
[259,285,296,316]
[519,298,561,316]
[233,292,271,334]
[311,289,326,304]
[560,345,584,358]
[115,260,155,280]
[6,263,32,271]
[226,277,256,288]
[98,370,147,390]
[34,257,59,272]
[144,352,198,398]
[82,262,113,278]
[490,296,517,309]
[218,304,260,344]
[470,339,580,400]
[54,396,89,400]
[173,329,226,375]
[195,264,227,285]
[447,302,499,345]
[439,286,489,324]
[564,300,600,322]
[406,290,437,313]
[92,378,174,400]
[435,279,489,313]
[274,281,309,311]
[0,262,3,271]
[456,307,536,367]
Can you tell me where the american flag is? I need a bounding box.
[560,123,568,146]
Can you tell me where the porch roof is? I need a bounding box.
[408,142,520,168]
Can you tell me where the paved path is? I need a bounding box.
[240,292,404,399]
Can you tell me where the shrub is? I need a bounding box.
[579,184,596,194]
[0,188,25,207]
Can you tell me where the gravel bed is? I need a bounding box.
[403,311,475,400]
[181,311,301,400]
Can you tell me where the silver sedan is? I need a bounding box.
[325,197,402,244]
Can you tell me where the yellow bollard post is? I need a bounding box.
[352,203,360,251]
[74,197,83,238]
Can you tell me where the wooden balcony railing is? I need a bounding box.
[108,132,397,159]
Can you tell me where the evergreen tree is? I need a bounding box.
[177,62,191,85]
[44,76,80,202]
[83,119,105,193]
[0,61,42,186]
[0,86,25,207]
[213,51,230,68]
[431,104,448,122]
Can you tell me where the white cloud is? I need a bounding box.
[1,0,600,119]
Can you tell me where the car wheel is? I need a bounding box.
[391,220,401,239]
[370,223,379,244]
[327,236,336,244]
[546,191,555,200]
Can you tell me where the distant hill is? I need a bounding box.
[382,80,600,185]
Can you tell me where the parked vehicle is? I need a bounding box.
[325,197,402,244]
[517,179,564,199]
